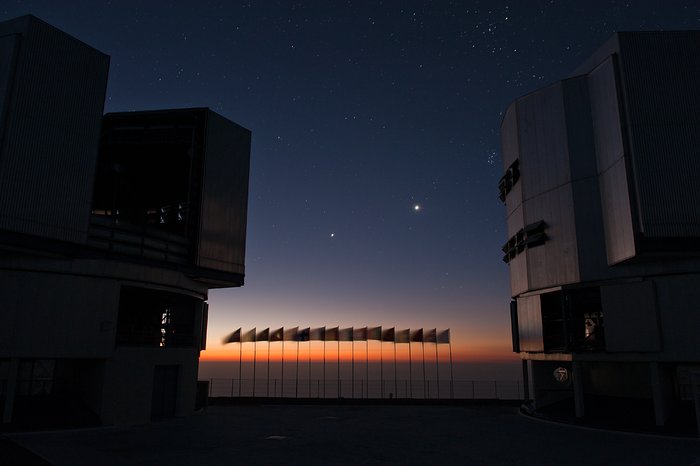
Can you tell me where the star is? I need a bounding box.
[330,233,335,237]
[414,204,421,211]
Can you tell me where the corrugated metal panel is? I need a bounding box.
[562,77,612,280]
[617,32,700,238]
[517,294,544,352]
[196,110,250,275]
[516,82,571,201]
[0,33,19,148]
[0,16,109,244]
[601,280,660,352]
[524,185,580,289]
[501,102,522,218]
[587,56,636,264]
[514,83,580,290]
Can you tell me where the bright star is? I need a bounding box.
[414,204,421,211]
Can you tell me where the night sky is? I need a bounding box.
[3,1,698,363]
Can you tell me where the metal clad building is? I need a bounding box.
[0,16,109,244]
[0,16,250,427]
[501,31,700,430]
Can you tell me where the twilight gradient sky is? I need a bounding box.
[3,1,697,362]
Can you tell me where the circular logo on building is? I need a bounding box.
[553,367,569,383]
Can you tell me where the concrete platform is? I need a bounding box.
[3,404,700,465]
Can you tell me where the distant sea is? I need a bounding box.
[199,359,523,399]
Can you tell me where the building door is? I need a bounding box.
[151,365,178,420]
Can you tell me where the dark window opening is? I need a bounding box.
[541,291,568,351]
[116,286,198,348]
[537,287,605,354]
[502,220,547,263]
[17,359,55,397]
[498,159,520,202]
[92,122,202,237]
[566,287,605,351]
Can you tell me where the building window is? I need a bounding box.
[18,360,55,396]
[566,287,605,352]
[116,287,197,348]
[498,159,520,202]
[502,220,547,263]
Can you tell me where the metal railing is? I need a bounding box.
[88,214,191,264]
[205,378,523,400]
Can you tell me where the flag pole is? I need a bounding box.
[337,339,340,398]
[380,339,384,398]
[365,339,369,399]
[267,340,271,397]
[253,339,257,397]
[295,338,300,398]
[449,337,454,399]
[238,341,243,397]
[393,340,397,398]
[323,339,326,398]
[308,339,312,398]
[422,339,426,398]
[409,338,413,398]
[351,338,355,399]
[435,340,440,398]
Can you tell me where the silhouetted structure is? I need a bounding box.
[0,16,250,426]
[501,31,700,429]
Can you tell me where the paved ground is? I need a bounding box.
[3,404,700,465]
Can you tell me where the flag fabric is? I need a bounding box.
[437,329,450,344]
[424,328,437,343]
[382,327,395,342]
[310,327,325,341]
[256,328,270,341]
[395,328,410,343]
[368,326,382,341]
[223,328,241,344]
[241,328,256,343]
[283,327,299,341]
[297,327,310,341]
[270,327,284,342]
[353,327,368,341]
[325,327,339,341]
[410,328,424,342]
[339,327,353,341]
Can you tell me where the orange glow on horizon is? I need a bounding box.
[201,339,517,364]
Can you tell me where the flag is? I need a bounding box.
[368,326,382,341]
[284,327,299,341]
[256,328,270,341]
[353,327,368,341]
[410,328,424,342]
[270,327,284,342]
[241,328,256,343]
[424,328,437,343]
[395,328,410,343]
[437,329,450,344]
[310,327,325,341]
[325,327,339,341]
[339,327,353,341]
[223,328,241,344]
[382,327,395,342]
[297,327,310,341]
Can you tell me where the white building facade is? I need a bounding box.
[502,32,700,429]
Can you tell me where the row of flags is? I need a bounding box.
[223,327,450,344]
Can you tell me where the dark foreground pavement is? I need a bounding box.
[3,404,700,465]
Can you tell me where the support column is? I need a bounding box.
[572,361,585,419]
[2,359,19,424]
[521,360,530,402]
[690,371,700,438]
[650,362,671,427]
